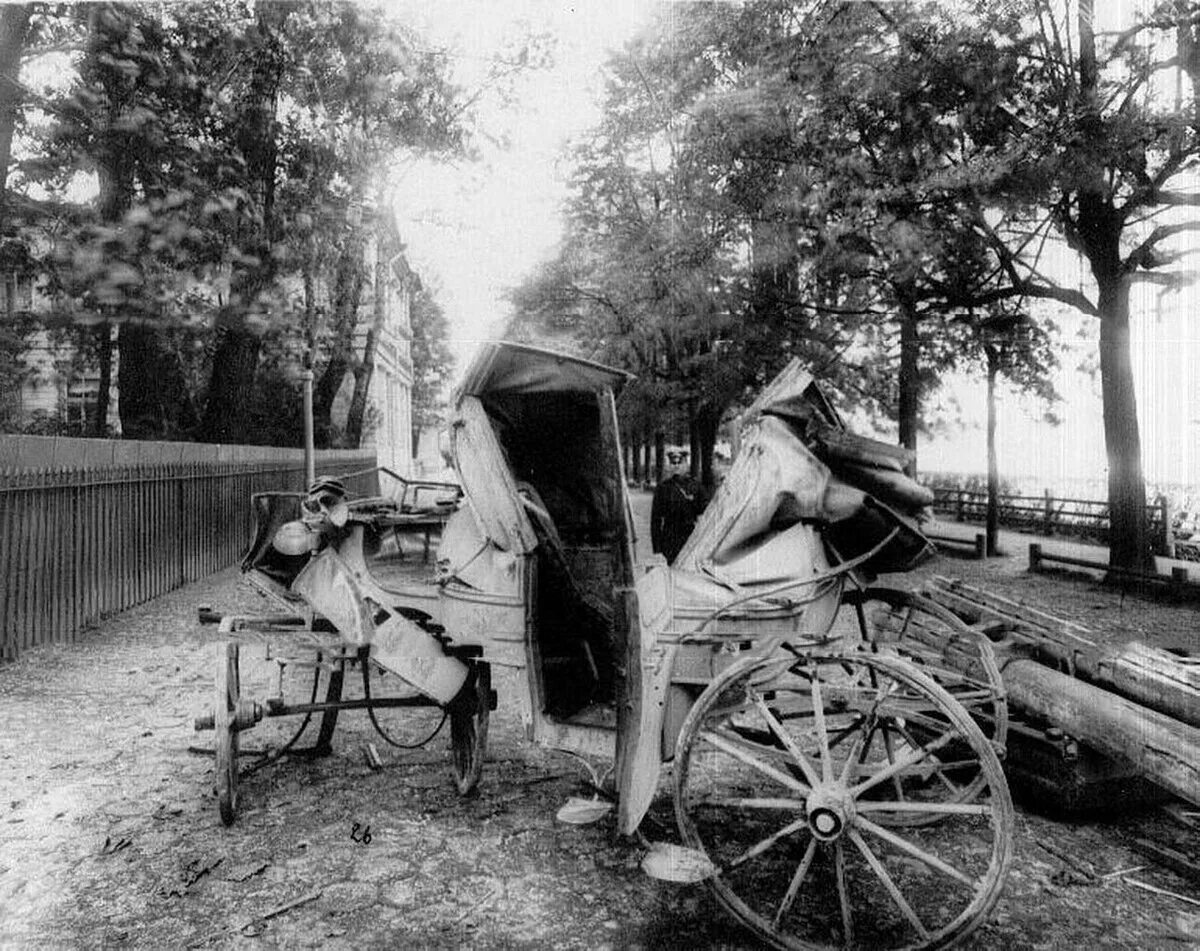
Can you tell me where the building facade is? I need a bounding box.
[330,215,416,474]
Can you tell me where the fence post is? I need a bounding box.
[1171,566,1188,592]
[973,533,986,560]
[956,490,964,522]
[1043,489,1053,537]
[1029,543,1043,573]
[1159,496,1175,558]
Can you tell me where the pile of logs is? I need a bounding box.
[922,576,1200,810]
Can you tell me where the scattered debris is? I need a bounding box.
[188,888,324,947]
[555,797,612,825]
[257,889,323,924]
[1160,802,1200,831]
[156,853,226,899]
[100,836,132,856]
[1125,878,1200,909]
[1036,839,1098,885]
[641,843,716,883]
[1130,838,1200,884]
[364,743,383,771]
[221,859,269,883]
[1101,865,1146,881]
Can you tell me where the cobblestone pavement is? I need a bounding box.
[1,495,1198,949]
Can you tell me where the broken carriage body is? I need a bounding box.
[202,342,1013,951]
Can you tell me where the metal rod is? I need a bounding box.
[301,369,315,488]
[266,696,441,718]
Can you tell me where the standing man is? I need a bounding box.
[650,452,711,564]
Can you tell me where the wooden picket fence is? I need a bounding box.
[0,452,376,661]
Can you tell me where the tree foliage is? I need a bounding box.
[944,0,1200,570]
[3,1,471,448]
[512,1,1198,570]
[510,2,1042,480]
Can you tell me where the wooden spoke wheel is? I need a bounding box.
[449,661,491,796]
[214,641,241,826]
[674,649,1013,951]
[833,587,1007,823]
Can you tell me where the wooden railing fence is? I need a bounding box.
[1,451,376,661]
[931,487,1173,556]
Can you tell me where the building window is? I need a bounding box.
[63,377,100,434]
[0,272,33,316]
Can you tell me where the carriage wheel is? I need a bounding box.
[214,641,241,826]
[449,661,491,795]
[674,649,1013,951]
[834,588,1007,824]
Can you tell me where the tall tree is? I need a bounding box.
[197,0,289,443]
[203,1,467,446]
[957,309,1060,554]
[0,4,32,234]
[959,0,1200,572]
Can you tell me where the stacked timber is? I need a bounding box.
[923,576,1200,810]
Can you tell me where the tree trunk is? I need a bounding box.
[1098,279,1153,573]
[198,3,286,444]
[201,326,262,444]
[0,5,31,232]
[117,322,197,439]
[985,345,999,557]
[696,403,720,490]
[312,351,348,446]
[1071,2,1153,575]
[653,430,665,485]
[312,238,365,446]
[92,322,113,437]
[346,241,388,447]
[897,298,920,479]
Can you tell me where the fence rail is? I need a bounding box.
[0,449,376,661]
[930,487,1173,556]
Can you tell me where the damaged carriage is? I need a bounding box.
[197,342,1013,951]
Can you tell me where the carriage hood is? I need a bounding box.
[454,341,634,403]
[448,342,634,558]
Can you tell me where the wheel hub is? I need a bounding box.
[805,785,854,841]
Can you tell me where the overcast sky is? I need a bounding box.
[385,1,654,364]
